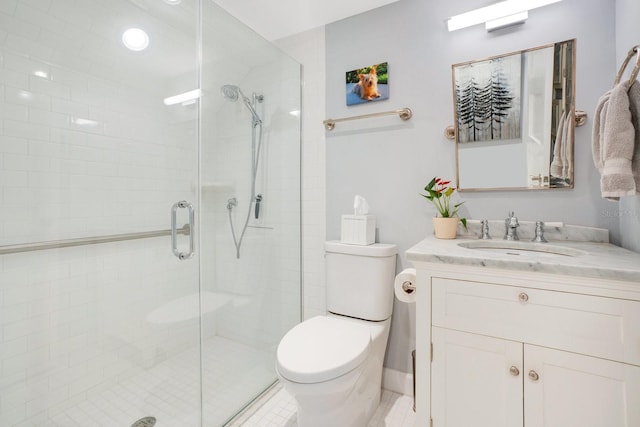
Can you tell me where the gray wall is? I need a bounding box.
[326,0,620,373]
[616,0,640,252]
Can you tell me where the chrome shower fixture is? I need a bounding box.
[220,84,263,126]
[222,84,265,259]
[226,197,238,210]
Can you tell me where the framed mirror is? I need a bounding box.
[452,39,576,191]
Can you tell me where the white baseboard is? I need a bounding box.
[382,367,413,396]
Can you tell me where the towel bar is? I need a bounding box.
[323,108,412,130]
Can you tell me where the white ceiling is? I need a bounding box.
[212,0,401,41]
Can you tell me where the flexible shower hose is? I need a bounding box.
[228,121,263,259]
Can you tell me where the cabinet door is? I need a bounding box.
[525,345,640,427]
[431,327,523,427]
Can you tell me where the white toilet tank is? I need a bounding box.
[325,241,397,321]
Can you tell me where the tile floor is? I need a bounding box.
[229,383,417,427]
[12,333,414,427]
[15,337,275,427]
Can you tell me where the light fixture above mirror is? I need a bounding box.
[447,0,562,32]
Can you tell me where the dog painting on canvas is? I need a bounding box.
[352,66,381,100]
[346,62,389,106]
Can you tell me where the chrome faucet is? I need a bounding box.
[504,211,519,241]
[532,221,548,243]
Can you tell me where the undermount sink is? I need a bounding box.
[457,240,587,257]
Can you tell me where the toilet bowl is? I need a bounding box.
[276,241,397,427]
[276,314,391,427]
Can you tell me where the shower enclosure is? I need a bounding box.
[0,1,301,426]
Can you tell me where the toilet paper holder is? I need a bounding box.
[402,280,415,294]
[395,268,417,303]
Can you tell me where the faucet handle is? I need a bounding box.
[532,221,548,243]
[480,220,491,240]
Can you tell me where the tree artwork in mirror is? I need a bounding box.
[452,39,575,191]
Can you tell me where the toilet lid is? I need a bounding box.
[277,316,371,384]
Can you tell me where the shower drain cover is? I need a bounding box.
[131,416,156,427]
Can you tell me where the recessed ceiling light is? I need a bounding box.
[122,28,149,51]
[164,0,182,4]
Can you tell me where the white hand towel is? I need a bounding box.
[592,90,611,173]
[550,112,566,177]
[627,81,640,192]
[601,80,636,199]
[564,109,574,180]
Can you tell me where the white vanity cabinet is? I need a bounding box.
[407,237,640,427]
[431,327,640,427]
[431,327,523,427]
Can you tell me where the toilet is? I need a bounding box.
[276,241,397,427]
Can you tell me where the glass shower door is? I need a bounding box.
[0,1,203,426]
[200,2,302,425]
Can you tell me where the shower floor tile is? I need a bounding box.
[229,384,417,427]
[15,336,274,427]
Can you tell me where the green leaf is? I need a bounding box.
[426,177,437,191]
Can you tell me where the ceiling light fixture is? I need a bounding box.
[33,70,49,79]
[447,0,562,32]
[163,89,202,106]
[122,28,150,51]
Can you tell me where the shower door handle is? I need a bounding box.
[171,200,195,260]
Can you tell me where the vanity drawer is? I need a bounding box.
[431,277,640,366]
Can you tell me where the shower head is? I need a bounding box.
[221,84,242,102]
[221,84,262,126]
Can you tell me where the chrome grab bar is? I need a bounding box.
[171,200,195,260]
[0,225,190,255]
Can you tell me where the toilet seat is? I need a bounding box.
[277,316,371,384]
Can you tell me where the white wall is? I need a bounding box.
[325,0,620,373]
[616,0,640,252]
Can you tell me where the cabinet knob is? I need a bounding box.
[509,366,520,376]
[518,292,529,302]
[528,370,540,381]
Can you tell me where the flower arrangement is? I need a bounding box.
[421,177,467,228]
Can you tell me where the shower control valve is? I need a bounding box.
[227,197,238,210]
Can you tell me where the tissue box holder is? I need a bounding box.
[341,215,375,245]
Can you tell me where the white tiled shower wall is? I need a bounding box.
[1,0,303,425]
[0,1,202,424]
[200,52,303,352]
[276,27,327,320]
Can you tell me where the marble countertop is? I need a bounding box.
[406,234,640,283]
